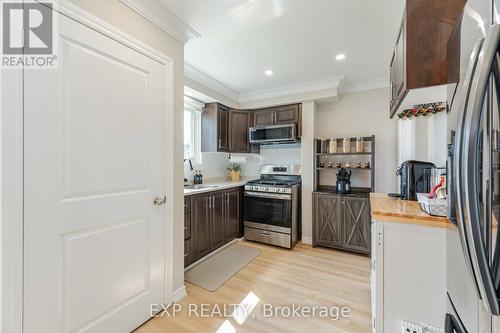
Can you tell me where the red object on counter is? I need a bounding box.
[429,176,445,199]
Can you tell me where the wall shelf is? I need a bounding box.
[317,167,372,171]
[313,136,375,254]
[316,152,372,156]
[314,135,375,192]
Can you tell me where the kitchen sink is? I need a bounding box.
[184,184,220,190]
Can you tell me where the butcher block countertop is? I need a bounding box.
[370,193,450,228]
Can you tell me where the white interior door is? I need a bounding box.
[23,11,167,333]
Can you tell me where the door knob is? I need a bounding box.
[153,196,166,206]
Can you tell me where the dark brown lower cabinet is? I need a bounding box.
[342,197,371,253]
[313,192,371,254]
[191,194,211,260]
[184,197,193,266]
[225,189,240,240]
[313,193,342,247]
[210,192,226,249]
[185,187,242,267]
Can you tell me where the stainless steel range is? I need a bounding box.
[244,164,301,249]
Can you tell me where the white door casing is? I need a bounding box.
[23,10,169,333]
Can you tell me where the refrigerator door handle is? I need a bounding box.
[445,313,467,333]
[454,36,484,299]
[460,23,500,316]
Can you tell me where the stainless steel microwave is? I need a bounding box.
[249,124,298,144]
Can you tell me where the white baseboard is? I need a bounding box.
[301,236,313,245]
[173,285,187,303]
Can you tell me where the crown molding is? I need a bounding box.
[184,64,391,107]
[339,77,390,94]
[120,0,200,44]
[238,76,344,103]
[184,63,240,102]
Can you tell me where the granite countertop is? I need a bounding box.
[183,179,253,196]
[370,193,450,228]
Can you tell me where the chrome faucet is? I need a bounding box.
[184,158,194,183]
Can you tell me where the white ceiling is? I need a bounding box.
[159,0,404,94]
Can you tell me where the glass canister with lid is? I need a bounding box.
[329,139,337,153]
[342,138,350,153]
[320,139,328,153]
[356,137,364,153]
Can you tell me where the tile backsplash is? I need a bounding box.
[185,143,302,182]
[196,152,261,180]
[260,144,301,165]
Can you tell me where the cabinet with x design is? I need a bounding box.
[312,192,371,254]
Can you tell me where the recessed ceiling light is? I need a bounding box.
[335,53,346,61]
[264,70,274,76]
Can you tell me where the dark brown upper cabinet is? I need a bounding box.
[228,109,252,153]
[389,0,466,118]
[253,107,276,126]
[202,103,229,152]
[252,104,302,137]
[202,103,259,154]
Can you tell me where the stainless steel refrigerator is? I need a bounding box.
[447,0,500,331]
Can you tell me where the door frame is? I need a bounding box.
[1,1,176,331]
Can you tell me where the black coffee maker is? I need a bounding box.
[392,160,435,200]
[336,168,352,194]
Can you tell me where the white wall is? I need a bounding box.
[260,144,302,165]
[301,101,317,244]
[315,88,398,193]
[397,111,448,168]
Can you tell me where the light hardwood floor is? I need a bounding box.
[135,241,371,333]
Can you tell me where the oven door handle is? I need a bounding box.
[244,192,292,200]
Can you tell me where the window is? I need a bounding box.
[184,95,203,163]
[184,109,194,158]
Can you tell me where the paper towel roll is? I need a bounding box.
[229,155,247,163]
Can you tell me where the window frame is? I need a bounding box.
[184,97,203,164]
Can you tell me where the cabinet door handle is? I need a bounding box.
[218,138,221,149]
